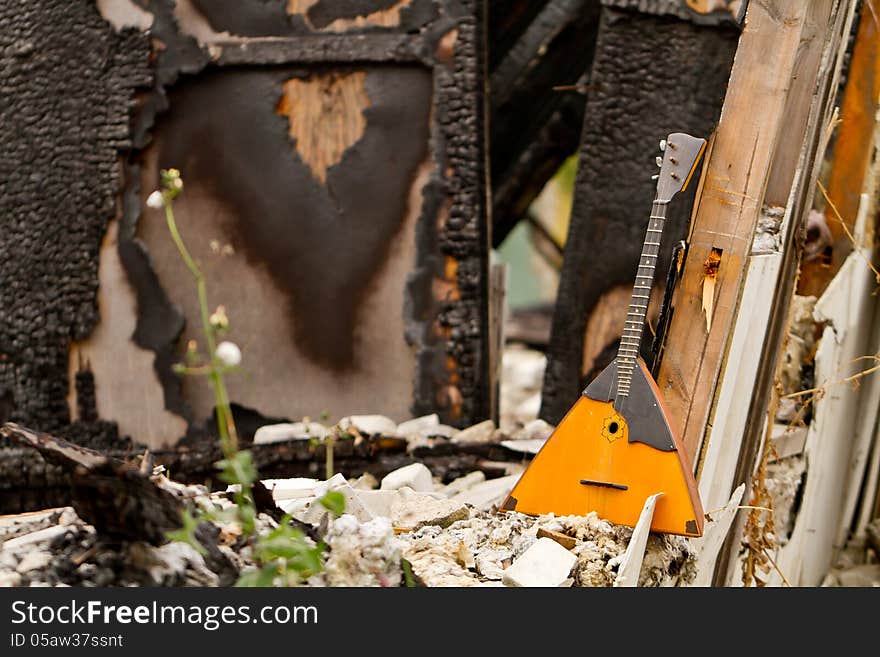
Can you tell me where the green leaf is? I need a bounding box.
[216,450,257,487]
[402,558,417,587]
[236,564,279,587]
[318,490,345,517]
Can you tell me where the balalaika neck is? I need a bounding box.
[615,198,668,401]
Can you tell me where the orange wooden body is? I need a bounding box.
[502,363,703,537]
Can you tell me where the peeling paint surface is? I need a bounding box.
[96,0,154,32]
[1,0,489,448]
[135,66,434,424]
[68,219,188,447]
[276,72,371,184]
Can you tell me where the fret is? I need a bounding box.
[617,199,666,399]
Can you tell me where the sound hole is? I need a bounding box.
[608,421,619,434]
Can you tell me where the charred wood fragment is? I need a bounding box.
[489,0,601,246]
[0,423,182,545]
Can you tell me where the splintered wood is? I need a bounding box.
[656,0,812,461]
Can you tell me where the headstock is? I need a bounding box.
[653,133,707,204]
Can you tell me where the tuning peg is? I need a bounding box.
[659,139,667,151]
[655,156,663,167]
[651,174,659,181]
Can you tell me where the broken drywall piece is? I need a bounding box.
[253,422,328,444]
[613,493,662,587]
[450,474,519,511]
[500,439,545,455]
[380,463,434,493]
[390,488,470,531]
[502,537,577,587]
[690,484,745,587]
[450,420,497,444]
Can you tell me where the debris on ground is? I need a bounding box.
[1,461,697,587]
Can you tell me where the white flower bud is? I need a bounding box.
[215,341,241,367]
[146,190,165,209]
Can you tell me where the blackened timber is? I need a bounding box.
[540,7,737,424]
[0,423,182,544]
[489,0,600,247]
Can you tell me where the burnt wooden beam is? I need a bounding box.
[0,429,527,514]
[489,0,600,247]
[0,423,182,544]
[540,3,739,424]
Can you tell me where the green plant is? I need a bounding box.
[151,170,343,585]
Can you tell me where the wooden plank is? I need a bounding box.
[696,247,782,512]
[656,0,812,460]
[714,0,859,587]
[771,231,875,585]
[697,0,838,515]
[799,3,880,297]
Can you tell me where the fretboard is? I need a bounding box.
[616,199,668,399]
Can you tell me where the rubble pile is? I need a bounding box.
[1,458,697,588]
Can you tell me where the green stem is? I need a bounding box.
[325,433,335,480]
[164,202,239,457]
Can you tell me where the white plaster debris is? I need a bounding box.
[822,564,880,587]
[344,415,400,437]
[16,551,53,574]
[450,420,497,444]
[390,488,470,531]
[262,477,319,501]
[449,474,519,511]
[765,455,806,544]
[502,537,577,587]
[499,346,547,431]
[354,489,398,518]
[500,439,545,455]
[509,419,554,442]
[350,472,379,490]
[253,422,328,445]
[440,471,486,498]
[293,473,374,525]
[323,515,403,587]
[403,531,481,587]
[380,462,434,492]
[1,485,697,588]
[397,414,440,436]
